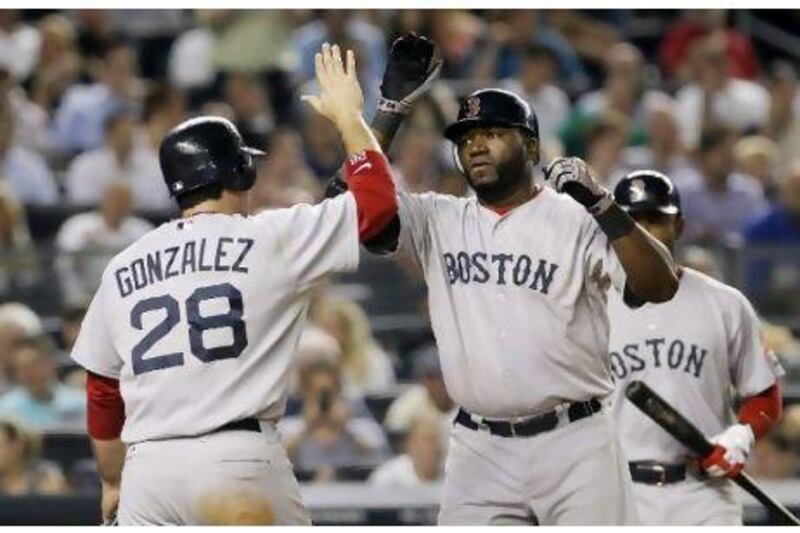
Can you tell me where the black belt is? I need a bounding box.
[628,461,686,485]
[212,418,261,434]
[455,398,602,438]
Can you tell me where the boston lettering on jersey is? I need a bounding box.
[609,337,708,380]
[442,251,559,294]
[115,237,255,298]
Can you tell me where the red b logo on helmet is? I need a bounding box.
[465,96,481,118]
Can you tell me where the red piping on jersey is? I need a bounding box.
[345,150,397,241]
[739,382,782,440]
[86,371,125,440]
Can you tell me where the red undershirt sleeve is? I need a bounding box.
[86,371,125,440]
[344,150,398,242]
[739,382,782,440]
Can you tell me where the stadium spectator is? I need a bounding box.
[764,61,800,178]
[28,14,82,114]
[142,83,187,154]
[0,303,43,394]
[250,128,319,211]
[0,184,40,297]
[291,11,386,114]
[584,111,629,187]
[0,419,68,495]
[167,10,216,91]
[621,94,691,179]
[285,357,390,483]
[312,295,396,395]
[500,44,569,146]
[70,10,117,64]
[0,99,58,205]
[56,180,153,305]
[0,337,84,431]
[0,11,39,82]
[384,345,455,439]
[427,10,483,79]
[575,43,661,142]
[392,129,445,193]
[674,33,769,151]
[734,135,780,197]
[64,109,170,210]
[301,108,344,180]
[747,405,800,480]
[659,10,759,83]
[223,72,274,149]
[679,128,768,243]
[51,38,145,153]
[369,416,444,487]
[745,162,800,245]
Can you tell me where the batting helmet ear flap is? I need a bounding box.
[451,143,467,178]
[229,147,261,192]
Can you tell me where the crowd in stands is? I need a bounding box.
[0,9,798,498]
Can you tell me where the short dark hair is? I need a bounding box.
[176,184,223,211]
[523,43,557,65]
[699,128,735,154]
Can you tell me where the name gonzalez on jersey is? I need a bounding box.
[114,236,255,298]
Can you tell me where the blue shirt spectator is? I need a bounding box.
[0,338,85,431]
[50,40,143,153]
[291,12,386,117]
[0,103,58,205]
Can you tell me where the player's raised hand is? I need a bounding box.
[544,156,614,215]
[301,43,364,130]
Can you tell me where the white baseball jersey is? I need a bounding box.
[397,187,626,418]
[609,267,781,463]
[71,193,359,444]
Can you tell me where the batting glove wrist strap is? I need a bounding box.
[593,201,635,241]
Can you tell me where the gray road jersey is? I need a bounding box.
[609,267,781,463]
[71,194,359,444]
[397,187,626,418]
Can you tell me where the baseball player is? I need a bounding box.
[70,43,398,525]
[609,170,784,525]
[359,86,681,524]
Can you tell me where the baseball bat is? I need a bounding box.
[625,380,800,526]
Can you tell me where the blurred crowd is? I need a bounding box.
[0,8,799,498]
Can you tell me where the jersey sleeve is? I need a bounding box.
[394,191,435,267]
[264,192,360,289]
[70,277,123,379]
[728,291,780,396]
[582,221,627,296]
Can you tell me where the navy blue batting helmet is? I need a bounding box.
[159,116,265,198]
[444,88,539,143]
[614,170,681,215]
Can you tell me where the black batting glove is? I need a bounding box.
[378,33,442,116]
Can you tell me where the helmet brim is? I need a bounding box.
[243,146,267,157]
[621,204,681,216]
[444,119,536,143]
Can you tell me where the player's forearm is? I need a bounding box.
[91,437,126,487]
[338,113,382,157]
[739,382,782,440]
[603,205,678,303]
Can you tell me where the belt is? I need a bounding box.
[211,418,261,434]
[628,461,686,485]
[455,398,602,438]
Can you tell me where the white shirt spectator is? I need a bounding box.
[501,79,569,143]
[56,210,153,304]
[676,80,770,151]
[368,454,441,487]
[168,27,215,89]
[0,21,39,81]
[65,133,171,210]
